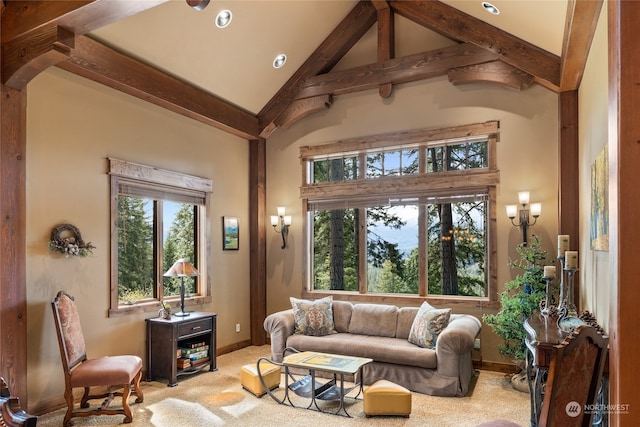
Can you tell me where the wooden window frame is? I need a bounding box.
[108,158,213,317]
[300,122,499,307]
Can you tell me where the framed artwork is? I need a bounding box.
[590,145,609,251]
[222,217,239,250]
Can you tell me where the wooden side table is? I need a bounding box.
[146,311,217,386]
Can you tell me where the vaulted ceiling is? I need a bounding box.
[1,0,602,140]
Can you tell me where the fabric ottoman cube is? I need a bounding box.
[241,361,280,397]
[364,379,412,418]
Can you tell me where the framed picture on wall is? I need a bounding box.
[222,217,239,250]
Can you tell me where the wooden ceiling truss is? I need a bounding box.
[1,0,601,139]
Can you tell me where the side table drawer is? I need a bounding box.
[177,317,213,339]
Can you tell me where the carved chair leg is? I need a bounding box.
[121,381,133,424]
[80,386,91,408]
[63,388,75,427]
[132,370,144,403]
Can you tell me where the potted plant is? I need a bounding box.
[483,235,550,392]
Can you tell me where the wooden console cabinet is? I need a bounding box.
[146,311,217,386]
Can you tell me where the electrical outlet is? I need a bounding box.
[474,338,481,350]
[235,323,240,333]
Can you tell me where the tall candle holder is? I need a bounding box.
[563,267,579,317]
[539,275,556,316]
[557,255,565,305]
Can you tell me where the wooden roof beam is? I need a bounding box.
[1,0,168,89]
[258,0,377,138]
[295,43,498,99]
[559,0,603,91]
[372,1,394,98]
[391,0,561,92]
[58,36,259,140]
[448,61,534,91]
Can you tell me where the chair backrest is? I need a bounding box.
[51,291,88,373]
[539,324,608,427]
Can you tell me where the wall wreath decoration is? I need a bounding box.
[48,223,95,257]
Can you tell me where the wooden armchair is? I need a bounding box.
[538,324,608,426]
[51,291,144,426]
[0,377,37,427]
[477,324,609,427]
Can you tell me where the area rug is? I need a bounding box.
[35,345,529,426]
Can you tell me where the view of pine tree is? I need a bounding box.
[117,197,197,302]
[118,196,154,300]
[163,203,196,297]
[311,140,488,297]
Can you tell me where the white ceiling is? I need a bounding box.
[90,0,568,115]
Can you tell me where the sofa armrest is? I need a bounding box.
[264,309,295,362]
[435,315,481,378]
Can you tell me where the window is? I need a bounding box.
[300,122,499,304]
[109,158,212,316]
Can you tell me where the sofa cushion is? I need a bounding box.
[331,301,353,333]
[286,333,437,369]
[408,301,451,349]
[290,296,337,336]
[396,306,420,339]
[349,304,398,337]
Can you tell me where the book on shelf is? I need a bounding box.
[188,350,209,361]
[177,358,191,369]
[179,344,209,357]
[190,357,210,367]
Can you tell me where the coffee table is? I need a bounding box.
[257,348,372,417]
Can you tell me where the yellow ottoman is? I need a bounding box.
[364,379,412,418]
[240,361,280,397]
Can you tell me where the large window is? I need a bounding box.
[301,122,499,303]
[109,158,212,316]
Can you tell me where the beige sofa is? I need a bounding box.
[263,300,482,397]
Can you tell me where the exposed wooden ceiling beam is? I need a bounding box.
[391,0,561,92]
[448,61,534,91]
[376,3,394,98]
[58,36,259,140]
[1,0,167,41]
[295,43,498,99]
[559,0,603,91]
[1,0,168,89]
[257,0,377,138]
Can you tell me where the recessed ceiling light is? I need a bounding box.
[187,0,210,11]
[481,1,500,15]
[273,54,287,69]
[215,10,232,28]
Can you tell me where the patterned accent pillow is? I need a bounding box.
[290,296,337,336]
[408,301,451,349]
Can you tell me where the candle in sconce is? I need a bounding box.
[557,235,569,258]
[565,251,578,269]
[543,266,556,279]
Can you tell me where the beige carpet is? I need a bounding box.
[36,345,529,427]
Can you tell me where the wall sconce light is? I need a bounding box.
[506,191,541,246]
[271,207,292,249]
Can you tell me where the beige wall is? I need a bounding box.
[265,75,560,365]
[578,7,610,331]
[26,68,251,406]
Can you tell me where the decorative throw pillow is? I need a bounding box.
[408,301,451,349]
[290,296,337,336]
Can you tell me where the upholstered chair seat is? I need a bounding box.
[51,291,144,426]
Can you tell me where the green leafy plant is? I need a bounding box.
[483,235,550,361]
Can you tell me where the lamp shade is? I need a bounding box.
[163,258,200,277]
[530,203,542,217]
[506,205,518,219]
[518,191,530,205]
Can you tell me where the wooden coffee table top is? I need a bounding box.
[282,351,372,375]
